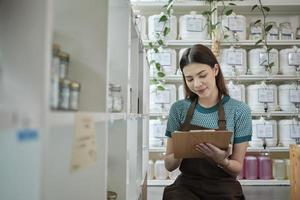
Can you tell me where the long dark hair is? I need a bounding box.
[179,44,228,100]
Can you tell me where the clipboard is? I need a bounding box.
[172,130,233,159]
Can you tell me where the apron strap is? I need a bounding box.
[181,97,227,130]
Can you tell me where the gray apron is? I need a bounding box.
[162,98,245,200]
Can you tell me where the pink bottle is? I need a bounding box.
[258,154,273,179]
[244,156,258,179]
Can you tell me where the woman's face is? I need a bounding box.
[182,63,219,99]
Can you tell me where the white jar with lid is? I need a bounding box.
[273,159,286,180]
[149,119,167,139]
[154,159,169,180]
[220,47,247,77]
[148,12,177,40]
[220,14,246,41]
[278,119,299,147]
[251,118,278,147]
[279,46,300,75]
[247,83,278,112]
[149,84,177,113]
[227,81,245,102]
[279,22,293,40]
[179,11,208,40]
[148,48,177,76]
[248,48,279,75]
[266,21,279,40]
[278,83,300,112]
[249,21,262,40]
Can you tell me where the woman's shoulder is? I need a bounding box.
[225,96,251,113]
[171,98,192,110]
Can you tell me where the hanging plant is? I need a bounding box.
[251,0,274,72]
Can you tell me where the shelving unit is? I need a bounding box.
[0,0,148,200]
[131,0,300,195]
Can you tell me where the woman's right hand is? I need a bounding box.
[164,138,183,171]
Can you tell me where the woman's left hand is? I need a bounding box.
[195,143,232,165]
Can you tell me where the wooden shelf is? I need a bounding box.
[147,179,290,186]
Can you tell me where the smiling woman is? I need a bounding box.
[162,44,252,200]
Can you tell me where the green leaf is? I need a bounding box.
[157,85,165,91]
[225,9,233,16]
[255,39,262,46]
[154,48,159,53]
[224,26,230,31]
[263,6,271,12]
[251,5,258,11]
[211,8,217,13]
[159,15,168,23]
[269,62,275,68]
[229,3,236,6]
[149,60,156,65]
[202,11,211,16]
[254,19,261,25]
[265,24,273,32]
[155,63,161,71]
[267,47,273,52]
[149,42,154,48]
[157,71,165,78]
[163,27,170,36]
[224,35,229,39]
[158,39,164,45]
[150,79,159,85]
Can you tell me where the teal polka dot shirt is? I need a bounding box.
[165,95,252,144]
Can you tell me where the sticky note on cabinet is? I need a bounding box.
[70,113,97,173]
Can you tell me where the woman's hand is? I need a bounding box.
[195,143,232,165]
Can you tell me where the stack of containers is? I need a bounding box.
[148,12,177,40]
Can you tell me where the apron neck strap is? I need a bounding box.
[182,97,227,130]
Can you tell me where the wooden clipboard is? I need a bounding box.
[172,130,233,159]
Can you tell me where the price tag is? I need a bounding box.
[290,124,300,138]
[289,89,300,103]
[152,52,172,66]
[251,26,262,34]
[256,124,274,138]
[228,16,244,32]
[154,17,170,32]
[258,89,274,103]
[155,89,171,104]
[288,52,300,66]
[259,52,276,66]
[186,17,203,32]
[229,87,242,101]
[226,50,243,65]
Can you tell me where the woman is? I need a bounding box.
[163,44,252,200]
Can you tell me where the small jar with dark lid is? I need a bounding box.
[59,79,71,110]
[69,81,81,111]
[58,52,70,79]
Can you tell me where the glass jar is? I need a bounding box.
[296,27,300,40]
[107,191,117,200]
[273,159,286,180]
[69,81,81,111]
[111,84,123,112]
[279,22,293,40]
[58,52,70,79]
[266,22,278,40]
[59,79,71,110]
[249,21,262,40]
[258,153,272,180]
[50,43,60,109]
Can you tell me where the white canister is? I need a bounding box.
[178,84,185,100]
[247,83,278,112]
[278,84,300,112]
[149,119,167,139]
[169,167,181,180]
[220,47,247,76]
[148,160,154,179]
[273,159,286,180]
[148,12,177,40]
[148,48,177,76]
[154,159,169,180]
[220,14,246,41]
[278,119,300,147]
[279,47,300,75]
[227,81,246,102]
[250,118,278,147]
[249,48,279,75]
[179,11,208,40]
[266,21,279,40]
[149,84,177,113]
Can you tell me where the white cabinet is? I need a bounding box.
[0,0,148,200]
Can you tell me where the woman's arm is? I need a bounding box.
[196,142,248,176]
[164,138,183,172]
